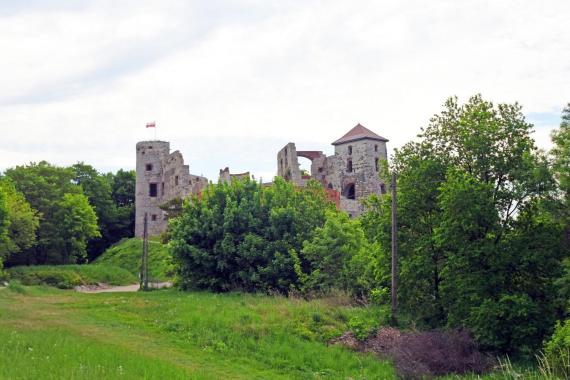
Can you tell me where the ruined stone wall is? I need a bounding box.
[276,137,388,217]
[277,143,303,185]
[135,141,208,237]
[218,167,250,184]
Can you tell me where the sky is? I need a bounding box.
[1,0,569,181]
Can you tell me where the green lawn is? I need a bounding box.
[94,237,173,281]
[0,286,395,379]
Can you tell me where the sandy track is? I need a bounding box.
[76,282,172,293]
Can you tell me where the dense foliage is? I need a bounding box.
[170,177,337,292]
[72,164,136,260]
[361,95,568,355]
[543,318,570,378]
[1,162,135,266]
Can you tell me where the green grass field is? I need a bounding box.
[0,286,396,379]
[94,237,173,281]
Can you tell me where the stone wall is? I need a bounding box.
[275,128,388,217]
[135,141,208,237]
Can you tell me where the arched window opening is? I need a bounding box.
[343,183,356,200]
[327,183,333,189]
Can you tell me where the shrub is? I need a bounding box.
[542,319,570,378]
[8,264,136,289]
[334,327,492,379]
[170,178,334,293]
[347,316,378,341]
[389,329,492,379]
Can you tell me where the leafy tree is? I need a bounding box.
[170,178,335,293]
[0,178,39,263]
[54,193,100,264]
[72,163,117,260]
[551,104,570,250]
[297,211,384,297]
[4,161,97,265]
[0,187,8,274]
[108,169,136,244]
[363,95,566,354]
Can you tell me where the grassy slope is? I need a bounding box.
[94,238,172,281]
[8,264,137,288]
[0,287,395,379]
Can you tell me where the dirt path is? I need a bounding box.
[76,282,172,293]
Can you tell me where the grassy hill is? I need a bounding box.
[94,237,173,282]
[0,286,395,379]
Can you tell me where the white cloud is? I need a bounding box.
[1,0,569,180]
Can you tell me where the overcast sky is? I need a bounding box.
[1,0,569,181]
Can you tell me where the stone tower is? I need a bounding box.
[135,141,171,237]
[330,124,388,215]
[276,123,388,216]
[135,140,209,237]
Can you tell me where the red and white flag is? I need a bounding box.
[146,122,156,128]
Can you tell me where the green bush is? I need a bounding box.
[170,178,335,293]
[348,316,378,341]
[8,264,136,289]
[543,318,570,378]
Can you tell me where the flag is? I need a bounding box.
[146,122,156,128]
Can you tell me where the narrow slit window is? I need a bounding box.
[175,176,179,186]
[348,146,352,155]
[375,158,379,171]
[347,159,353,173]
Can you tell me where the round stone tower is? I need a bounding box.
[135,141,170,237]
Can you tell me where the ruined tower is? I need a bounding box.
[330,123,388,215]
[277,123,388,216]
[135,141,208,237]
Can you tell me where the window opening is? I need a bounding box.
[149,183,157,197]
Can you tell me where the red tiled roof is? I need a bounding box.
[332,123,388,145]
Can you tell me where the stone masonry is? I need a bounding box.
[135,141,207,237]
[277,124,388,216]
[135,124,388,236]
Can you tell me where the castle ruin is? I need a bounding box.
[135,123,388,236]
[277,124,388,216]
[135,141,207,237]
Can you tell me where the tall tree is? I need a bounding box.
[364,95,565,354]
[4,162,98,265]
[0,178,39,263]
[0,187,8,274]
[109,169,136,243]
